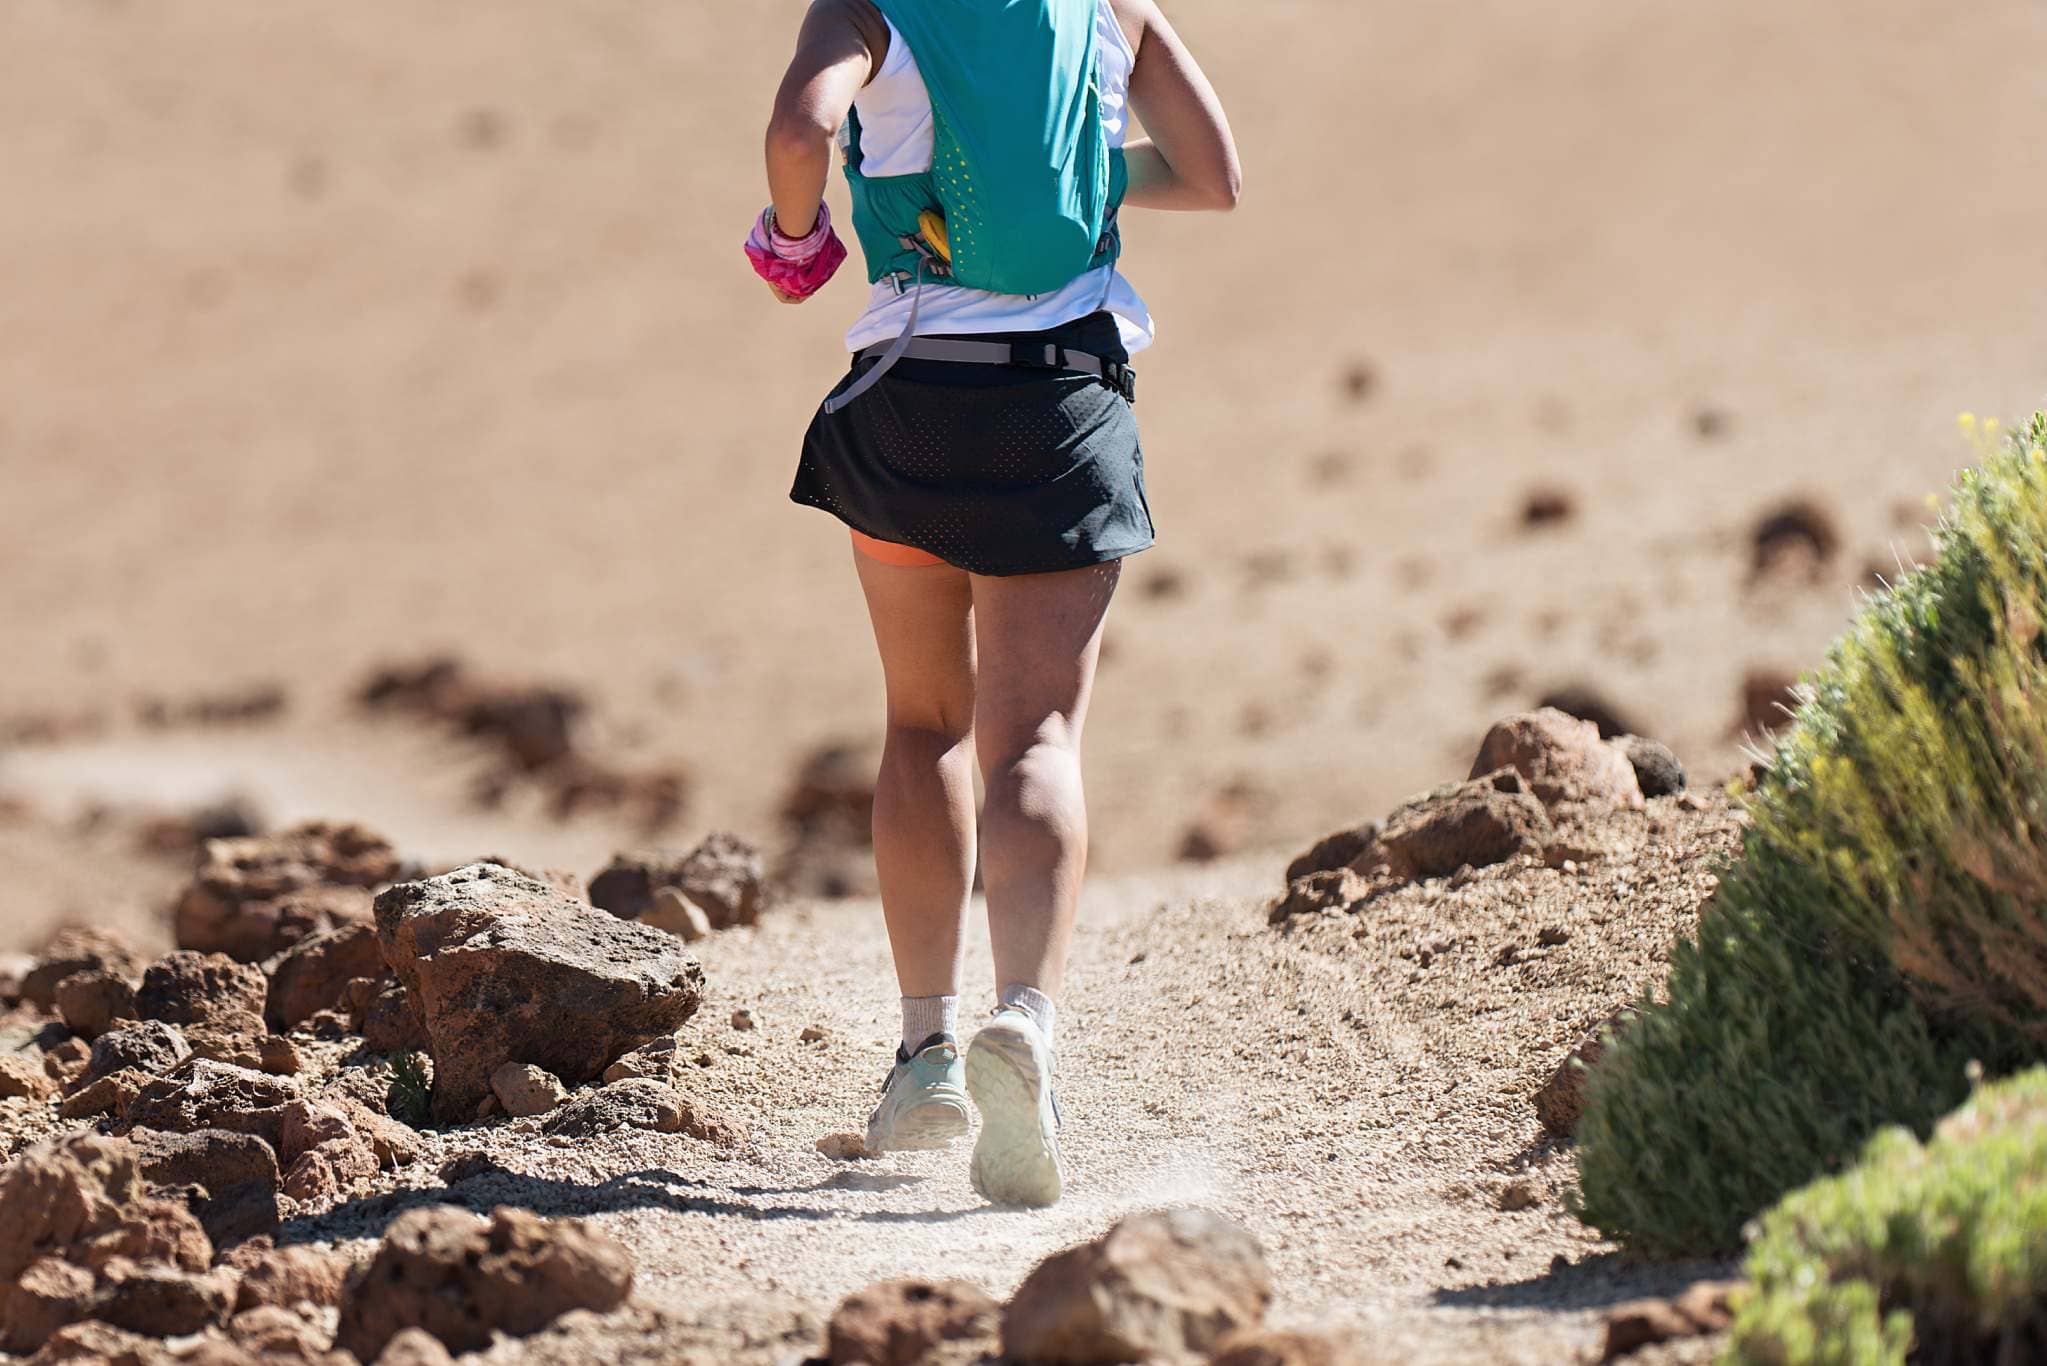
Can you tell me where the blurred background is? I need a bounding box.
[4,0,2046,947]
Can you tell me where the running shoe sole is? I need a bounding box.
[867,1093,971,1152]
[966,1018,1063,1207]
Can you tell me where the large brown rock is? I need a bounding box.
[136,953,267,1033]
[0,1134,213,1353]
[21,929,147,1012]
[124,1060,300,1153]
[1468,708,1644,812]
[55,970,139,1040]
[826,1279,999,1366]
[1365,770,1553,883]
[1534,1010,1638,1141]
[173,822,399,962]
[1002,1210,1273,1364]
[80,1023,191,1092]
[375,863,705,1124]
[128,1129,280,1247]
[265,924,387,1032]
[95,1260,237,1339]
[588,831,769,930]
[223,1243,354,1312]
[333,1206,634,1361]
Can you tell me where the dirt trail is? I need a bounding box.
[245,794,1739,1364]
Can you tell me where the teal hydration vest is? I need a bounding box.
[841,0,1129,298]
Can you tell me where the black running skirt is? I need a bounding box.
[791,311,1154,577]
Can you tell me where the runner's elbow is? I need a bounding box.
[1198,167,1242,211]
[765,107,837,161]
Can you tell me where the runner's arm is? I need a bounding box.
[765,0,885,238]
[1119,0,1241,211]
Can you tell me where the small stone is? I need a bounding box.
[1601,1299,1703,1360]
[1619,735,1686,797]
[79,1020,192,1090]
[1534,1010,1638,1140]
[1268,868,1371,924]
[20,927,146,1011]
[491,1063,568,1118]
[730,1009,756,1032]
[1469,708,1644,812]
[0,1052,57,1102]
[1497,1178,1542,1212]
[816,1132,876,1161]
[58,1068,151,1122]
[800,1025,828,1044]
[827,1278,999,1366]
[54,970,138,1040]
[643,887,713,943]
[136,951,269,1032]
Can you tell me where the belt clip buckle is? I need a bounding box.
[1111,363,1136,403]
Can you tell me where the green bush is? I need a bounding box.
[1575,414,2047,1255]
[1723,1066,2047,1366]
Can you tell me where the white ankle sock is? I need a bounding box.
[901,995,959,1054]
[998,983,1057,1047]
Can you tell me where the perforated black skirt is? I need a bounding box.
[790,310,1154,576]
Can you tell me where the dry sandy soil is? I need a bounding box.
[3,0,2046,1359]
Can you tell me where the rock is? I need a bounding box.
[1211,1329,1372,1366]
[124,1060,301,1153]
[280,1141,376,1206]
[0,1134,213,1352]
[601,1036,678,1086]
[1600,1297,1709,1361]
[1519,487,1576,530]
[265,924,388,1032]
[22,928,147,1012]
[374,863,705,1123]
[589,832,769,931]
[642,888,712,943]
[1176,782,1264,864]
[730,1009,756,1032]
[55,970,139,1040]
[95,1260,237,1338]
[172,822,399,962]
[1618,736,1686,797]
[377,1327,456,1366]
[128,1129,280,1246]
[333,1205,634,1361]
[1268,868,1371,924]
[258,1037,304,1077]
[815,1132,875,1161]
[1533,686,1639,741]
[1739,670,1801,738]
[2,1051,58,1101]
[135,953,268,1033]
[1534,1010,1637,1140]
[541,1078,718,1142]
[9,1260,100,1357]
[60,1069,152,1122]
[357,978,430,1054]
[224,1244,353,1311]
[777,742,880,899]
[80,1022,192,1091]
[1468,709,1644,812]
[222,1304,334,1361]
[1366,770,1553,884]
[41,1037,93,1088]
[826,1279,999,1366]
[1673,1280,1739,1332]
[1749,497,1840,584]
[1496,1178,1542,1212]
[1283,822,1380,884]
[1002,1209,1272,1363]
[491,1063,567,1118]
[800,1025,828,1044]
[26,1318,162,1365]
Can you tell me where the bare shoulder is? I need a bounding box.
[811,0,889,75]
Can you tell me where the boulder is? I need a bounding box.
[1366,770,1552,883]
[1533,1010,1637,1141]
[1002,1209,1273,1363]
[79,1023,191,1092]
[491,1063,567,1118]
[2,1051,58,1101]
[55,970,139,1040]
[826,1279,999,1366]
[0,1134,213,1353]
[128,1129,280,1247]
[124,1059,301,1153]
[265,924,386,1032]
[588,831,769,930]
[223,1243,354,1312]
[1283,822,1381,885]
[539,1078,742,1147]
[1618,736,1685,798]
[333,1205,633,1361]
[1468,708,1644,811]
[374,863,704,1123]
[135,953,267,1034]
[21,929,147,1012]
[172,822,399,962]
[95,1260,237,1339]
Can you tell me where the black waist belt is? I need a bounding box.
[851,337,1137,404]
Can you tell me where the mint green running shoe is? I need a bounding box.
[966,1008,1063,1207]
[865,1033,971,1153]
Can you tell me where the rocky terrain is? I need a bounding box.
[2,711,1749,1364]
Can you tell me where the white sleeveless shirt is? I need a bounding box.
[839,0,1154,355]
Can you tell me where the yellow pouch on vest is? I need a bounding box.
[917,209,953,264]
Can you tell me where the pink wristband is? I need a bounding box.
[745,203,848,300]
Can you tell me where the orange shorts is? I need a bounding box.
[850,529,947,568]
